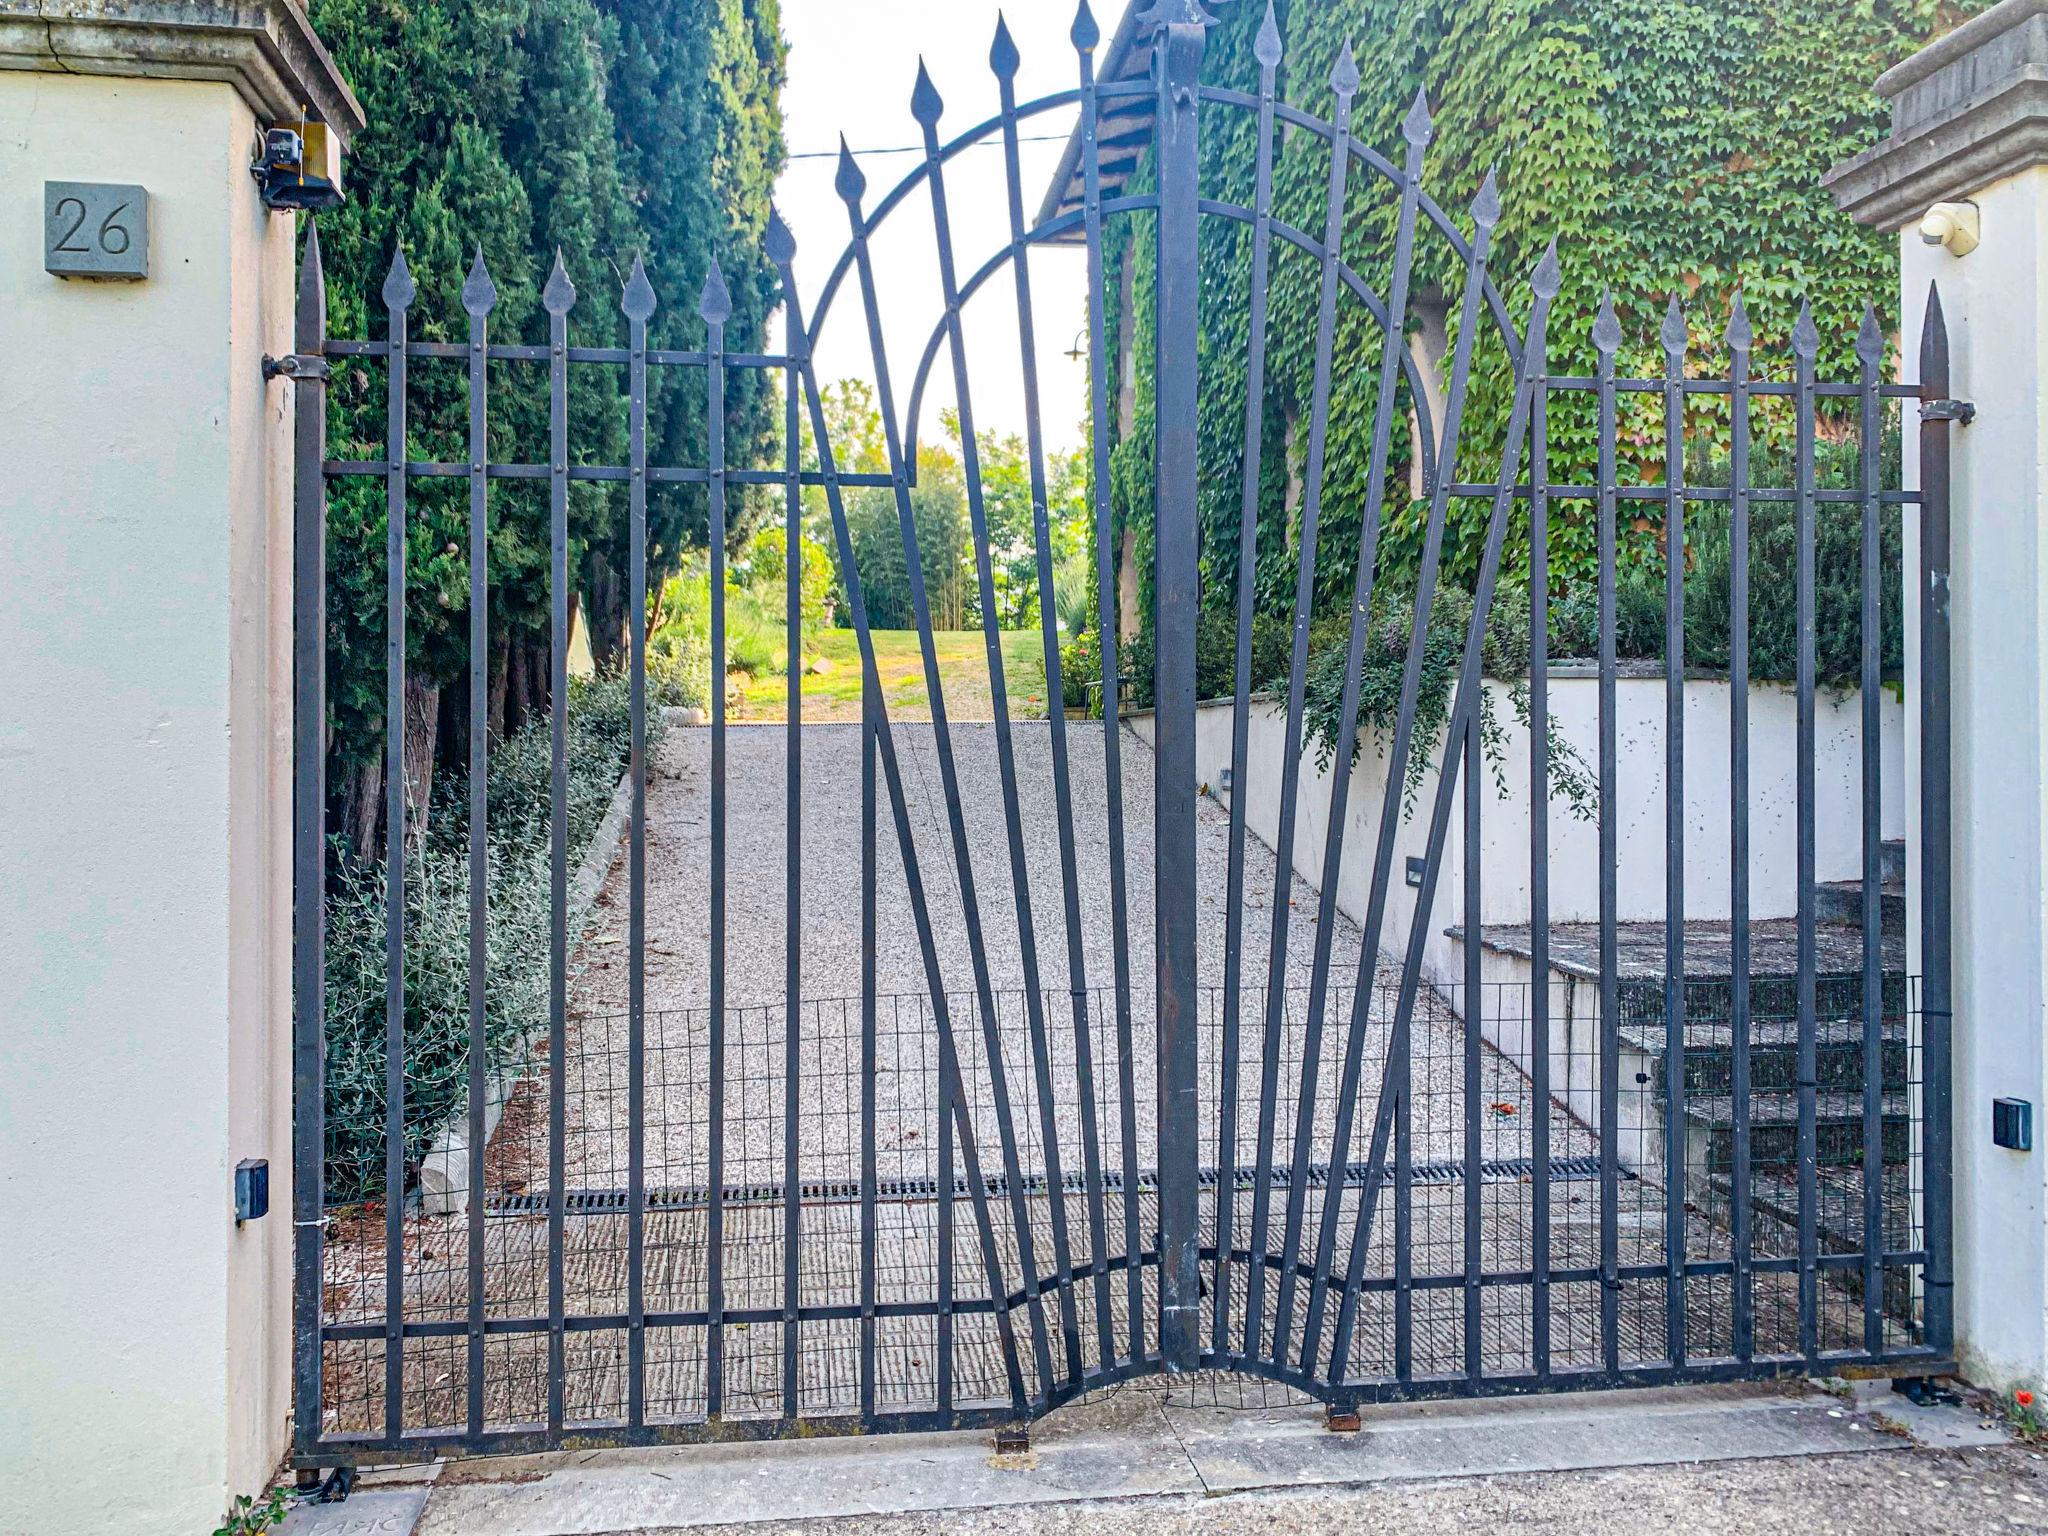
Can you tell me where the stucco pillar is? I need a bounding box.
[0,6,360,1533]
[1828,0,2048,1393]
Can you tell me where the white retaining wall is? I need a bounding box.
[1130,671,1906,997]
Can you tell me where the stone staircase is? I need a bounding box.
[1448,840,1913,1317]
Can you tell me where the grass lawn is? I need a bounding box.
[730,628,1051,724]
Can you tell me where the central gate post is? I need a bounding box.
[1152,3,1207,1373]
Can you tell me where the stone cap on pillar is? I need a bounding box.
[1826,0,2048,230]
[0,0,364,144]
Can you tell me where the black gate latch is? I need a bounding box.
[263,353,331,383]
[1923,398,1976,424]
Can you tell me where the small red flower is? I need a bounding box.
[2017,1389,2035,1408]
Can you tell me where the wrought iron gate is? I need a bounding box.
[291,0,1960,1467]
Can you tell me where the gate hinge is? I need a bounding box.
[264,353,331,383]
[1922,398,1975,424]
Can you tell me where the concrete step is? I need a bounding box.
[1699,1162,1919,1321]
[1815,878,1907,931]
[1614,1018,1909,1098]
[1682,1090,1912,1168]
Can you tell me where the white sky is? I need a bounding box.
[768,0,1098,458]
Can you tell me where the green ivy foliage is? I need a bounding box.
[1099,0,1983,644]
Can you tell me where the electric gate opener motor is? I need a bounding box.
[253,116,345,212]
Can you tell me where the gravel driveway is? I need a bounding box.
[322,719,1820,1436]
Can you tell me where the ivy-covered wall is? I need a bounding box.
[1099,0,1985,645]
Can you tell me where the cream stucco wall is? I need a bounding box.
[1901,165,2048,1394]
[0,69,296,1535]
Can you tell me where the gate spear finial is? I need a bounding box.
[834,136,867,207]
[1593,290,1623,357]
[1661,293,1689,360]
[623,255,657,324]
[463,248,498,317]
[911,59,944,126]
[1330,39,1360,99]
[1857,303,1886,368]
[1254,0,1282,68]
[542,250,576,316]
[1072,0,1101,52]
[381,245,415,311]
[1473,167,1502,231]
[1792,298,1820,361]
[697,259,731,328]
[991,13,1021,79]
[1725,292,1753,354]
[766,208,797,268]
[1402,86,1434,149]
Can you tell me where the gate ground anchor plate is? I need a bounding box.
[277,1487,428,1536]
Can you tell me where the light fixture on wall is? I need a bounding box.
[1920,200,1980,257]
[1065,328,1088,362]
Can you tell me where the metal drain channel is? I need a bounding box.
[483,1155,1619,1217]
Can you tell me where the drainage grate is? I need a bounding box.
[482,1155,1621,1217]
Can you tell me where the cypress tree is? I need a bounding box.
[304,0,784,854]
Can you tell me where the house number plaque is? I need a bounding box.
[44,182,148,280]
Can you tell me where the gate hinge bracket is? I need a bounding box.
[264,353,331,383]
[1923,398,1975,424]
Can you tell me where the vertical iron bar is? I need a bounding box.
[830,145,1052,1402]
[1462,714,1482,1382]
[1152,14,1207,1374]
[381,248,414,1449]
[1282,77,1433,1379]
[919,46,1082,1387]
[1793,303,1821,1363]
[773,216,1029,1414]
[1593,294,1621,1376]
[462,251,497,1441]
[937,989,957,1413]
[291,224,329,1460]
[777,272,802,1427]
[1244,44,1366,1365]
[704,274,729,1421]
[1917,285,1955,1356]
[1727,298,1754,1363]
[1214,0,1282,1363]
[1659,297,1688,1369]
[1076,12,1144,1368]
[624,258,655,1429]
[860,692,878,1424]
[779,252,805,1419]
[1308,169,1495,1385]
[543,254,574,1440]
[1857,307,1886,1358]
[1329,246,1561,1378]
[1529,340,1552,1382]
[997,20,1107,1382]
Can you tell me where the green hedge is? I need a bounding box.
[322,675,661,1204]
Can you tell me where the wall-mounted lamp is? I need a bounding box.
[1065,328,1088,362]
[1920,200,1980,257]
